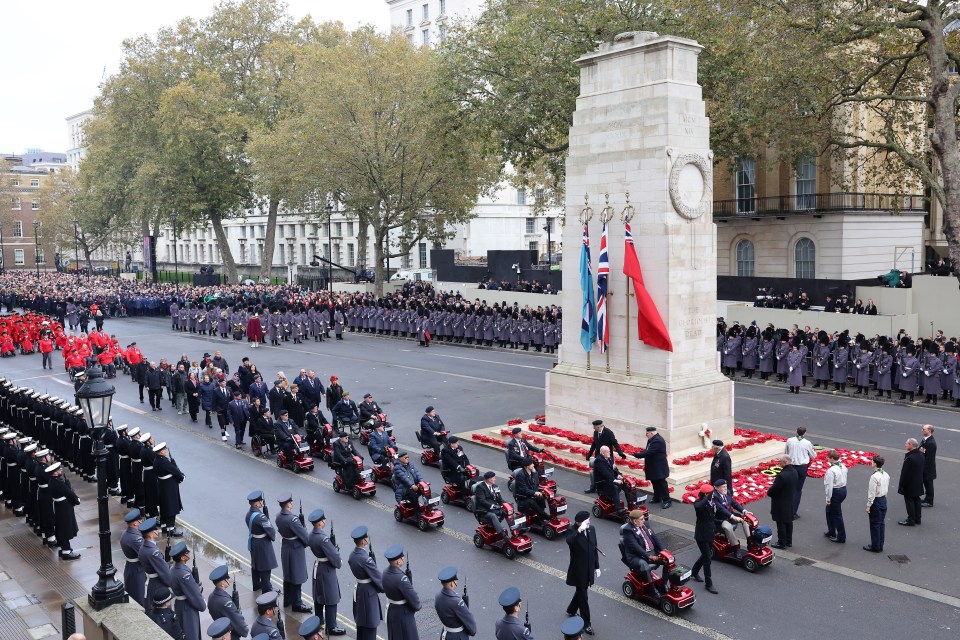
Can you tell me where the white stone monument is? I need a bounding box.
[545,31,735,468]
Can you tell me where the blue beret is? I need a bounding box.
[123,508,142,523]
[437,566,458,582]
[308,508,325,523]
[713,479,726,487]
[247,490,264,502]
[277,491,293,504]
[498,587,521,608]
[138,517,159,534]
[169,540,188,558]
[256,591,278,607]
[351,525,368,540]
[209,565,230,583]
[298,616,322,638]
[561,615,586,638]
[384,544,404,561]
[207,617,232,638]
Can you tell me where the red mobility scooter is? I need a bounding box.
[592,476,647,523]
[332,455,377,500]
[440,464,481,510]
[472,502,533,559]
[415,430,448,468]
[393,481,445,531]
[712,512,774,572]
[620,547,696,616]
[276,435,315,473]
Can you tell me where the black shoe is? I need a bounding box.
[830,537,844,543]
[862,545,881,553]
[292,604,313,613]
[771,543,786,549]
[584,487,595,494]
[920,501,933,507]
[792,514,800,521]
[661,500,671,509]
[584,626,594,636]
[705,585,719,594]
[897,519,915,526]
[327,628,346,636]
[691,573,703,582]
[60,551,81,561]
[170,527,184,537]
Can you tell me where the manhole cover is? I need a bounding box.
[793,557,816,566]
[657,531,694,553]
[888,554,910,564]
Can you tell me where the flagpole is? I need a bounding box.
[580,194,595,371]
[621,193,636,376]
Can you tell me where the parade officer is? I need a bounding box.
[347,525,383,640]
[120,508,146,606]
[46,461,81,560]
[207,566,248,640]
[434,566,476,639]
[251,591,283,639]
[275,492,312,613]
[170,541,207,640]
[307,508,345,635]
[153,441,185,537]
[246,490,278,594]
[138,517,173,613]
[383,544,420,640]
[495,587,532,640]
[561,616,585,640]
[298,615,324,640]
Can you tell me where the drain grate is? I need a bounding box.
[0,602,30,639]
[4,532,88,601]
[658,531,695,553]
[793,557,816,566]
[888,554,910,564]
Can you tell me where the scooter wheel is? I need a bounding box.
[473,533,484,549]
[420,454,429,466]
[743,557,759,573]
[394,508,403,522]
[294,465,302,474]
[465,500,474,513]
[352,487,362,500]
[660,598,677,616]
[591,504,603,518]
[435,520,443,528]
[543,526,556,541]
[621,581,635,599]
[276,457,283,468]
[440,492,450,505]
[417,518,429,532]
[333,482,341,494]
[503,545,517,560]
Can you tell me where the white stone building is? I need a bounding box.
[65,109,93,170]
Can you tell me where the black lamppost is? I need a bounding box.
[77,366,127,610]
[325,203,334,293]
[72,219,80,282]
[33,220,41,276]
[171,211,180,292]
[543,217,554,268]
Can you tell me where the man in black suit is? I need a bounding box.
[505,427,543,471]
[767,455,798,549]
[709,440,732,491]
[690,484,718,594]
[920,425,937,507]
[632,426,671,508]
[593,447,631,509]
[584,420,626,493]
[620,509,664,599]
[565,512,599,636]
[898,438,925,526]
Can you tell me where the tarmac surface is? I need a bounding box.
[3,315,960,639]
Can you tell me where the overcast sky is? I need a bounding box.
[1,1,391,155]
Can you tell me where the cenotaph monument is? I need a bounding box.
[545,31,733,461]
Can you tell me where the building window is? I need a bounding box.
[10,179,19,187]
[440,0,446,14]
[279,244,285,264]
[795,237,816,279]
[36,248,45,264]
[517,188,527,205]
[13,221,22,237]
[735,239,755,277]
[525,218,535,234]
[31,200,40,210]
[335,222,342,237]
[14,249,24,265]
[407,8,413,26]
[795,157,816,210]
[418,243,428,268]
[422,29,430,46]
[11,197,20,210]
[736,158,756,214]
[347,221,354,237]
[348,244,355,266]
[301,244,307,265]
[240,243,247,263]
[30,179,40,187]
[408,34,414,45]
[529,241,538,253]
[535,188,545,205]
[439,24,447,42]
[422,3,429,20]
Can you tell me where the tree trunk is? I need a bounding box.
[260,196,280,282]
[209,210,239,284]
[141,218,153,283]
[356,216,368,273]
[373,227,385,298]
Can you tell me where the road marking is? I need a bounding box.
[738,395,960,432]
[176,518,381,639]
[8,373,59,382]
[423,352,552,370]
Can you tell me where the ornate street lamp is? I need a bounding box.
[72,219,80,281]
[77,366,127,610]
[33,220,41,276]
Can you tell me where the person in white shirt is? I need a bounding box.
[864,455,889,552]
[823,450,848,543]
[784,426,817,520]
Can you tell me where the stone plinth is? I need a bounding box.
[545,31,733,454]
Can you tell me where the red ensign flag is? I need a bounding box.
[623,224,673,352]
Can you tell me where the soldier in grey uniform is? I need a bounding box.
[383,544,420,640]
[347,526,383,640]
[251,591,283,638]
[495,587,532,640]
[246,490,278,594]
[275,492,313,613]
[170,541,206,640]
[120,508,146,607]
[207,566,248,640]
[307,508,345,635]
[137,517,173,614]
[434,566,476,640]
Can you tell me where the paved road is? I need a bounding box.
[7,317,959,639]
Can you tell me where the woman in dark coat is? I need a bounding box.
[565,512,599,635]
[185,373,200,422]
[199,375,215,427]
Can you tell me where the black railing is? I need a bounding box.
[714,192,926,219]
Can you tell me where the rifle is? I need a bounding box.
[230,578,240,608]
[462,575,469,607]
[524,605,531,633]
[276,589,286,639]
[263,503,270,519]
[164,535,172,563]
[330,521,339,550]
[191,554,200,584]
[298,500,305,527]
[368,540,376,564]
[404,553,412,582]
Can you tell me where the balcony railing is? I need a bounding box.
[714,192,926,219]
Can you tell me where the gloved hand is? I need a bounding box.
[595,569,601,578]
[577,518,590,533]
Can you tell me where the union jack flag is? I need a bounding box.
[596,223,609,353]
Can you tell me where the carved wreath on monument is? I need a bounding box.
[668,152,712,220]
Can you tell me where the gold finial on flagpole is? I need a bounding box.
[620,191,635,223]
[579,194,594,224]
[599,193,615,225]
